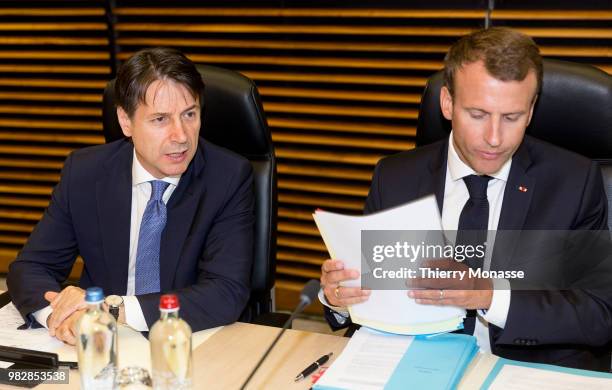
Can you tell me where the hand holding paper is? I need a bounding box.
[408,259,494,310]
[320,259,370,307]
[313,196,467,335]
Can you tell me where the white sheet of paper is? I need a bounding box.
[488,364,612,390]
[313,196,465,334]
[0,303,72,359]
[357,290,463,326]
[315,327,413,390]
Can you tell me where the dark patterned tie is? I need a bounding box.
[135,180,170,294]
[457,174,492,335]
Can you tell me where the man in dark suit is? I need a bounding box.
[320,28,612,370]
[8,48,254,345]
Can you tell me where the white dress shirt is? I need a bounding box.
[34,150,180,331]
[319,132,512,352]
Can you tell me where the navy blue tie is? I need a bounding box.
[135,180,170,295]
[457,174,491,335]
[457,174,492,269]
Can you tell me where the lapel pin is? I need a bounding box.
[518,186,528,193]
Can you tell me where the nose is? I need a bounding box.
[484,117,502,148]
[169,118,188,144]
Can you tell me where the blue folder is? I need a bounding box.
[385,333,479,390]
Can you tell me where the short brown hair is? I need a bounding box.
[443,27,542,98]
[114,47,205,117]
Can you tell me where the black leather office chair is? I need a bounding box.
[102,65,278,322]
[416,59,612,229]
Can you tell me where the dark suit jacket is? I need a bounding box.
[326,135,612,371]
[8,137,254,332]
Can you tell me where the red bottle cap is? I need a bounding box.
[159,294,180,310]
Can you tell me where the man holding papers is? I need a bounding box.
[320,27,611,370]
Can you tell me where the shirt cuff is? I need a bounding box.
[123,295,149,331]
[480,278,511,329]
[318,289,349,324]
[32,305,53,329]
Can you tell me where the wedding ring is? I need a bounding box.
[334,286,341,299]
[439,289,445,299]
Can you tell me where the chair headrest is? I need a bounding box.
[103,65,273,158]
[416,59,612,161]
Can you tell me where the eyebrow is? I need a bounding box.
[181,104,198,114]
[146,104,199,118]
[466,107,526,116]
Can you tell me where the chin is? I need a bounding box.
[466,152,507,175]
[473,163,503,176]
[162,165,188,177]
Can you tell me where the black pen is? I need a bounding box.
[294,352,333,382]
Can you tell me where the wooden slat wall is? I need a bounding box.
[492,9,612,74]
[0,1,110,279]
[0,2,609,313]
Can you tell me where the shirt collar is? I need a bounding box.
[447,130,512,182]
[131,149,181,187]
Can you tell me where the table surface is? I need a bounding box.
[193,322,349,389]
[0,292,505,390]
[0,292,607,389]
[0,322,349,390]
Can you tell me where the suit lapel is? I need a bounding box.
[492,139,536,270]
[418,140,448,215]
[159,143,206,291]
[96,141,133,294]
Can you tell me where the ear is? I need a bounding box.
[116,107,132,137]
[440,86,454,121]
[525,94,538,127]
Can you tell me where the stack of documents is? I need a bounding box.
[314,327,478,390]
[313,196,466,335]
[314,326,612,390]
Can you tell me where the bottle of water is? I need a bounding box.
[150,294,192,390]
[76,287,118,389]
